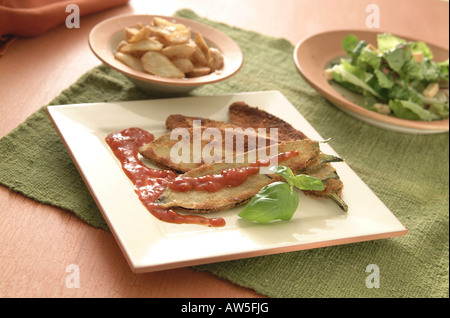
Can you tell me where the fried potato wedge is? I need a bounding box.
[127,25,152,43]
[191,45,209,66]
[162,43,195,59]
[125,27,139,41]
[141,51,185,78]
[165,28,191,45]
[114,52,144,72]
[119,38,163,56]
[148,18,190,45]
[187,66,211,78]
[116,40,128,51]
[153,17,191,44]
[207,47,224,71]
[153,17,186,30]
[172,58,194,74]
[115,18,225,79]
[195,32,210,55]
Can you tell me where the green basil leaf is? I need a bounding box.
[294,174,325,191]
[271,165,325,191]
[238,182,299,223]
[270,165,296,187]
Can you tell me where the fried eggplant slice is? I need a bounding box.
[301,163,343,196]
[228,102,347,211]
[157,139,320,213]
[140,127,278,173]
[165,114,238,131]
[229,102,309,141]
[295,161,347,212]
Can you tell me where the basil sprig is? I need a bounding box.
[238,166,324,223]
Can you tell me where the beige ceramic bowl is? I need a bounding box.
[294,30,449,134]
[89,14,243,95]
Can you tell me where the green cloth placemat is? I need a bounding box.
[0,9,448,298]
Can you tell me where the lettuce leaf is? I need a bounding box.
[358,46,382,70]
[437,59,449,83]
[332,60,381,98]
[374,69,394,89]
[384,45,411,73]
[377,33,407,52]
[411,41,434,59]
[429,101,449,118]
[342,34,360,54]
[330,33,449,121]
[389,99,441,121]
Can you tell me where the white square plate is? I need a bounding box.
[47,90,407,273]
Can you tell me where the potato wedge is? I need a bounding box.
[187,66,211,78]
[191,45,208,66]
[149,22,191,46]
[116,40,128,51]
[114,52,144,72]
[207,47,224,71]
[162,43,195,59]
[127,25,151,43]
[195,33,209,55]
[165,28,191,45]
[125,27,139,41]
[148,25,171,41]
[141,51,185,78]
[114,18,225,79]
[172,58,194,73]
[119,38,163,56]
[153,17,186,30]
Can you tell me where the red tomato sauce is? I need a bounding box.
[105,128,226,227]
[169,150,299,193]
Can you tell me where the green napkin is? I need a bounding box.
[0,9,448,298]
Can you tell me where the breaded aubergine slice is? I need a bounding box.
[157,139,320,213]
[228,101,309,141]
[139,127,278,173]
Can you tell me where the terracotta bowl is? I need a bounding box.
[294,30,449,134]
[89,14,243,95]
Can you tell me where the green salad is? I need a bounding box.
[326,33,449,121]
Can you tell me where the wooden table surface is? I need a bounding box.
[0,0,448,298]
